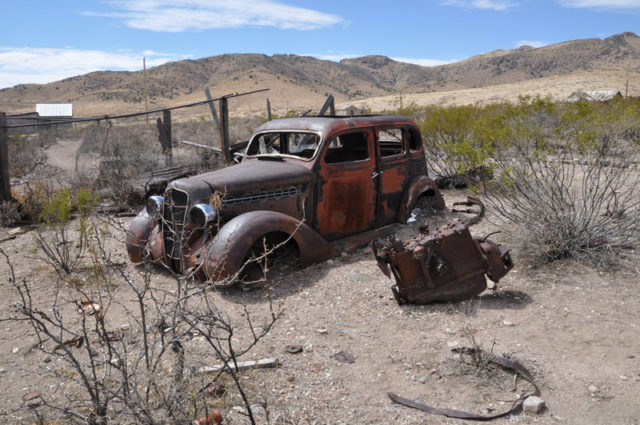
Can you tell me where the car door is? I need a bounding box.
[375,125,411,226]
[314,128,377,240]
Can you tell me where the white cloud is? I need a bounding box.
[515,40,548,48]
[559,0,640,9]
[442,0,516,11]
[311,53,360,62]
[90,0,344,32]
[0,47,189,89]
[391,57,460,66]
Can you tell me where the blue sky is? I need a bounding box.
[1,0,639,89]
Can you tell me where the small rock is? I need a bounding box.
[486,281,496,290]
[22,391,41,402]
[447,340,458,347]
[340,252,348,258]
[316,328,328,335]
[0,367,5,373]
[285,345,303,354]
[43,356,52,363]
[12,347,19,354]
[327,259,335,265]
[249,404,266,416]
[363,245,373,255]
[588,385,599,394]
[503,320,515,326]
[523,396,545,413]
[120,324,131,331]
[332,350,356,364]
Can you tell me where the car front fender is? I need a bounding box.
[125,210,156,264]
[201,210,336,283]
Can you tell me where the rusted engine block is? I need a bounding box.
[373,218,513,304]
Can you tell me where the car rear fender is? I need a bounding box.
[399,176,446,222]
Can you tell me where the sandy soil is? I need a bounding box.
[342,70,640,112]
[0,186,638,424]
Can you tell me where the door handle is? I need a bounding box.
[371,171,379,180]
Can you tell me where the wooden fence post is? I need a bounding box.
[0,112,11,202]
[266,98,272,121]
[219,97,231,165]
[204,86,221,135]
[156,109,173,167]
[318,94,335,116]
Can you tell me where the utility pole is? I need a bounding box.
[143,57,149,124]
[625,79,629,98]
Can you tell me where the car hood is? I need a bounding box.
[169,158,313,204]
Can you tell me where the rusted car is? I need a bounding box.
[126,115,445,285]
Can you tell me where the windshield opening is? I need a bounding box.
[246,132,320,160]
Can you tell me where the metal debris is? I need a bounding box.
[388,347,540,420]
[373,197,513,304]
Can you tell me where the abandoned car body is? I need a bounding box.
[126,115,445,284]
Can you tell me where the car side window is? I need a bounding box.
[377,128,405,158]
[408,127,421,152]
[324,131,369,163]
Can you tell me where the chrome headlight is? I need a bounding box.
[189,203,216,228]
[146,196,164,218]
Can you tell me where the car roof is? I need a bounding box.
[254,115,415,137]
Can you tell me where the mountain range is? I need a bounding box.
[1,32,639,116]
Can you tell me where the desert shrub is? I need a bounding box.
[420,104,496,183]
[483,102,640,265]
[34,187,98,275]
[7,132,47,178]
[0,200,21,226]
[80,123,165,206]
[173,119,220,146]
[6,213,282,425]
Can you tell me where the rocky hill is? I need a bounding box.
[1,32,639,116]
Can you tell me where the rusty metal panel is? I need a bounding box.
[315,129,377,239]
[373,217,513,304]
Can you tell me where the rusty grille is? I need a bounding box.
[162,187,189,265]
[222,186,299,207]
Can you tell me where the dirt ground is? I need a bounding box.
[0,186,638,425]
[0,135,639,424]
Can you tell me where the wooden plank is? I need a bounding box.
[318,94,335,116]
[181,140,222,153]
[197,358,279,374]
[156,111,173,166]
[266,98,272,121]
[219,97,232,165]
[204,86,221,134]
[0,113,11,202]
